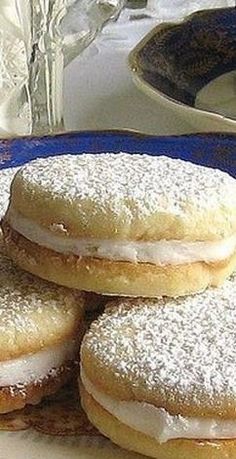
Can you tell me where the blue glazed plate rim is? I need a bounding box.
[2,127,236,142]
[128,7,236,125]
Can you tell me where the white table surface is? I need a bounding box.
[64,18,194,136]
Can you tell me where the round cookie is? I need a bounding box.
[0,252,85,413]
[80,274,236,459]
[3,153,236,297]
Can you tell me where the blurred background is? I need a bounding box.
[64,0,235,135]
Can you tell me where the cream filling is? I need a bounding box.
[8,209,236,265]
[81,370,236,443]
[0,340,77,387]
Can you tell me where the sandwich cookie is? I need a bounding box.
[81,275,236,459]
[0,252,85,413]
[3,153,236,297]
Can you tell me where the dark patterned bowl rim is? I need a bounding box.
[129,7,236,126]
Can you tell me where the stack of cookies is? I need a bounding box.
[2,152,236,459]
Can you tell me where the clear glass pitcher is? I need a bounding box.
[0,0,124,137]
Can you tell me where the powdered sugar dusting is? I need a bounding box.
[18,153,236,219]
[0,252,81,345]
[0,167,20,220]
[83,273,236,407]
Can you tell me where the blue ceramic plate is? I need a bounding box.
[0,130,235,177]
[129,7,236,133]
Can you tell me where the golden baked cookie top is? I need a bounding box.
[0,252,85,361]
[82,273,236,418]
[9,153,236,240]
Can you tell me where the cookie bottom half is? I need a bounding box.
[3,223,236,298]
[80,384,236,459]
[0,362,75,414]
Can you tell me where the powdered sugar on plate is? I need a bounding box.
[0,167,20,220]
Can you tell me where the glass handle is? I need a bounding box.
[60,0,125,66]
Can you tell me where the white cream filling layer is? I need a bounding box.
[81,370,236,443]
[0,340,77,387]
[8,209,236,265]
